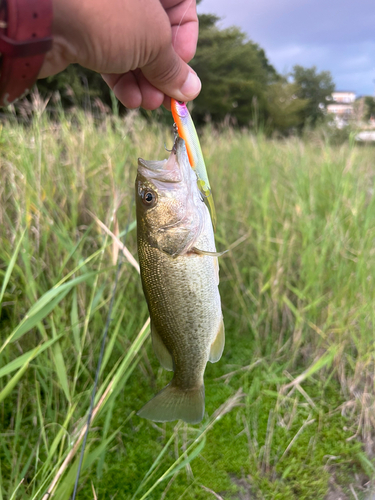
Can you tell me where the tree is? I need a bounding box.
[36,64,114,112]
[190,15,278,126]
[266,81,308,132]
[291,65,335,127]
[364,96,375,120]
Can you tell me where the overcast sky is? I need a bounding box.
[197,0,375,97]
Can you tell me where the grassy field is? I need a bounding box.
[1,103,375,500]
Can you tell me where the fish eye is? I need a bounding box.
[141,189,157,207]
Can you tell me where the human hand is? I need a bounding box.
[39,0,200,110]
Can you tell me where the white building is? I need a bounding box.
[327,91,356,125]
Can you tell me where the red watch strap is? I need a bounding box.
[0,0,53,106]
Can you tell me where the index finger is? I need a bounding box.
[162,0,198,62]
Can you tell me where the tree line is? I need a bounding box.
[32,13,337,133]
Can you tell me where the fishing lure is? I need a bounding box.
[171,99,217,231]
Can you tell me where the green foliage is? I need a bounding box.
[36,64,113,112]
[1,109,374,499]
[190,15,278,126]
[266,81,308,132]
[364,96,375,120]
[291,65,335,127]
[303,120,356,146]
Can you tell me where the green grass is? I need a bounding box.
[1,102,375,499]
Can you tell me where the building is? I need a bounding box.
[327,91,356,125]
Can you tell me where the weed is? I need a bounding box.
[0,108,374,499]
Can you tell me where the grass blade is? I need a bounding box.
[0,271,100,351]
[0,228,26,315]
[51,318,71,402]
[0,362,29,403]
[0,336,62,378]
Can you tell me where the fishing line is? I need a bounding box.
[172,0,194,47]
[71,197,135,500]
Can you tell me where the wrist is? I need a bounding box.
[0,0,53,106]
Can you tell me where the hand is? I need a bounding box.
[39,0,200,110]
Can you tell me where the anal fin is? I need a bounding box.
[151,322,174,371]
[209,317,225,363]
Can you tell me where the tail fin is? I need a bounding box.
[137,383,205,424]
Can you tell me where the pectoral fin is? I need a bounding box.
[192,247,227,257]
[151,322,174,371]
[209,318,225,363]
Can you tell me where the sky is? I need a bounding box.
[197,0,375,97]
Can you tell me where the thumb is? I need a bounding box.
[141,43,201,102]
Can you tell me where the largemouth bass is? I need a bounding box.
[136,136,224,424]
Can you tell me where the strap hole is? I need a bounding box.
[22,75,26,79]
[33,12,38,19]
[25,62,30,67]
[32,33,36,38]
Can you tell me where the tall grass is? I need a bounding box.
[1,102,374,499]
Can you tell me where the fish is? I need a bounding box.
[136,135,224,424]
[171,99,217,232]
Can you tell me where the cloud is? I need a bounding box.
[249,0,375,46]
[198,0,375,95]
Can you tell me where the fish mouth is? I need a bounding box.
[138,157,166,172]
[138,137,185,171]
[137,137,187,183]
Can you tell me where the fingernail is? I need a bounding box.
[180,70,201,98]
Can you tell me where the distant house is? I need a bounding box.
[327,91,356,121]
